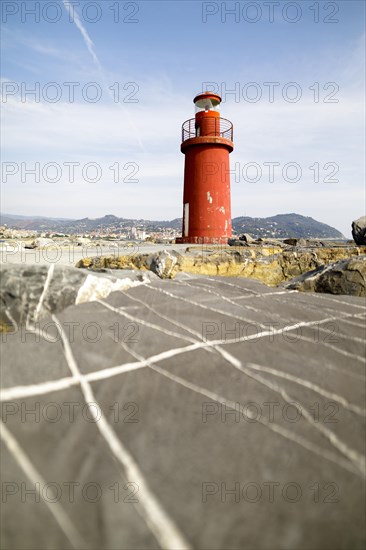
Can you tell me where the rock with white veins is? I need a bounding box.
[1,264,365,549]
[0,264,157,328]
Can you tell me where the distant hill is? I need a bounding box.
[232,213,345,239]
[0,212,345,239]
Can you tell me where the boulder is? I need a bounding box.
[228,238,248,247]
[283,238,298,246]
[0,265,88,329]
[34,237,57,248]
[0,264,156,329]
[352,216,366,245]
[239,233,256,243]
[283,238,309,247]
[1,270,365,550]
[149,250,180,279]
[283,255,366,296]
[24,238,56,249]
[23,243,37,249]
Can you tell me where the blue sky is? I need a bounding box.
[1,0,365,236]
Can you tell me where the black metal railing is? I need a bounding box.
[182,117,233,142]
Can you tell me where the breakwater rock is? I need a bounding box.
[0,264,156,330]
[76,242,366,288]
[283,256,366,296]
[352,216,366,245]
[1,264,365,549]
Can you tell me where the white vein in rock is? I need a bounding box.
[54,315,192,550]
[0,421,85,549]
[34,264,55,321]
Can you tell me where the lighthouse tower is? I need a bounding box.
[179,92,234,244]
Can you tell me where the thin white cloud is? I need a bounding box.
[62,0,101,71]
[62,0,144,150]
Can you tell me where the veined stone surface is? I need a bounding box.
[0,265,365,549]
[0,264,158,329]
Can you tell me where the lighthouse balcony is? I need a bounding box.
[181,117,233,143]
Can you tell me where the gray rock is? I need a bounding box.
[149,249,181,278]
[0,264,156,329]
[283,238,298,246]
[352,216,366,245]
[1,268,365,550]
[239,233,256,243]
[228,238,248,247]
[283,255,366,296]
[0,264,87,329]
[33,238,56,248]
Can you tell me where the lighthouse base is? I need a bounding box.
[176,236,229,245]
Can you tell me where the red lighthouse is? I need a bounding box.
[178,92,234,244]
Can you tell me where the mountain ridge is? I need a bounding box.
[0,212,346,239]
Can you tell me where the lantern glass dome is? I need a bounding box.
[194,94,221,114]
